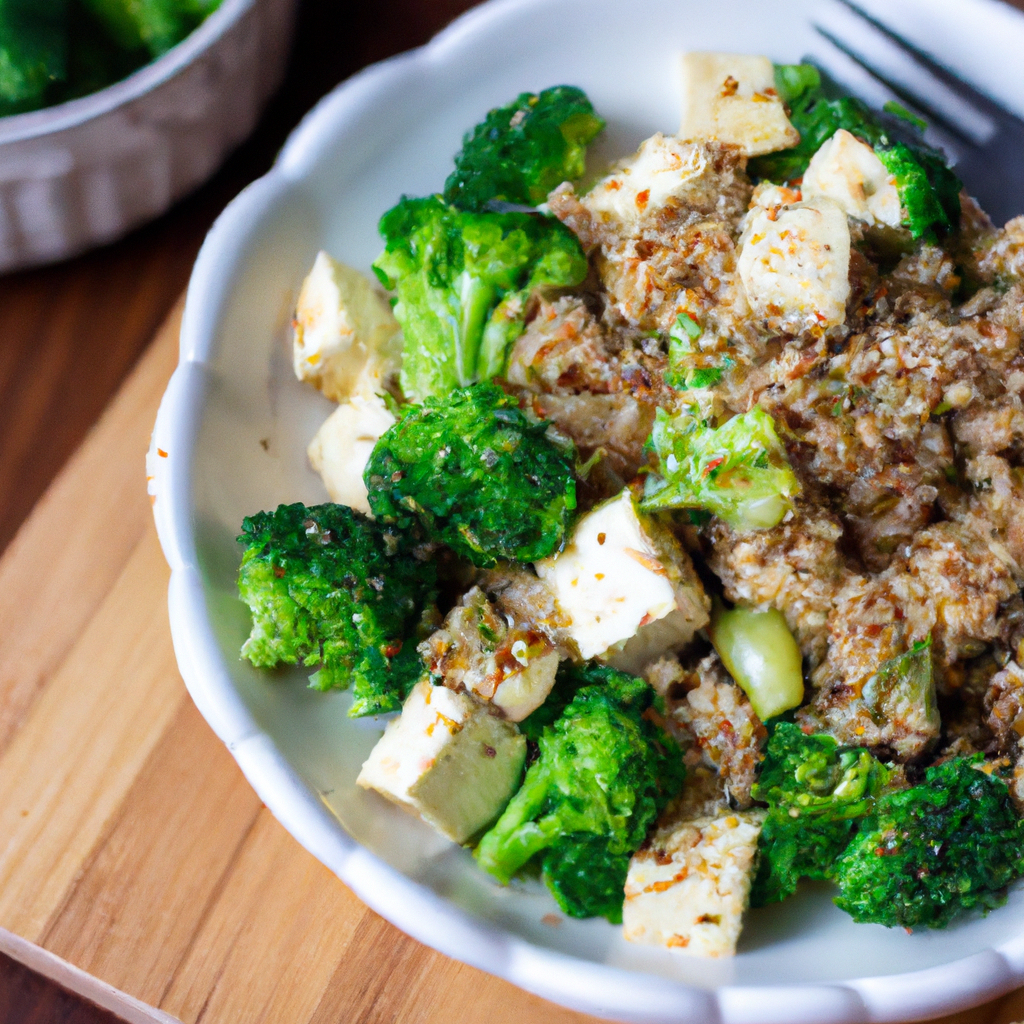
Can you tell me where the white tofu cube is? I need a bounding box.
[491,648,561,722]
[307,393,396,515]
[802,129,902,228]
[357,680,526,845]
[293,251,402,402]
[582,134,711,228]
[534,490,709,672]
[677,53,799,157]
[421,587,561,723]
[738,194,851,334]
[623,804,764,957]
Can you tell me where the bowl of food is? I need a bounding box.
[149,0,1024,1020]
[0,0,297,272]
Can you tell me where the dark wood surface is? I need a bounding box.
[0,953,126,1024]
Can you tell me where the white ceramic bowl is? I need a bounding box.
[0,0,297,272]
[149,1,1024,1021]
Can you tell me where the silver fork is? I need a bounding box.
[810,0,1024,226]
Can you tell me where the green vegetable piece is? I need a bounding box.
[237,502,436,717]
[443,85,605,212]
[475,664,685,923]
[641,406,800,530]
[749,62,962,238]
[373,196,588,403]
[750,723,891,906]
[664,314,733,391]
[82,0,221,58]
[861,637,938,734]
[47,1,146,104]
[0,0,67,114]
[876,143,954,240]
[708,603,804,722]
[883,100,928,133]
[364,382,577,567]
[542,834,632,923]
[773,62,822,106]
[832,756,1024,929]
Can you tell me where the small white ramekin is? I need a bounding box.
[0,0,298,273]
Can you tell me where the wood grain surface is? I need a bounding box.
[0,304,1023,1024]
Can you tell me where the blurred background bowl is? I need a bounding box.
[0,0,298,273]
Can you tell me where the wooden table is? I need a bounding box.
[4,2,1024,1022]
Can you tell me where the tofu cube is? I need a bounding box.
[623,804,765,957]
[678,53,799,157]
[582,134,711,228]
[293,251,402,402]
[534,490,709,672]
[492,648,561,721]
[421,587,561,723]
[802,129,902,228]
[357,680,526,844]
[307,393,396,514]
[738,193,851,334]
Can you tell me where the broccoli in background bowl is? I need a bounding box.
[0,0,222,116]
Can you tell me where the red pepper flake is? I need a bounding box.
[382,640,403,658]
[157,448,168,458]
[703,456,725,478]
[635,189,650,211]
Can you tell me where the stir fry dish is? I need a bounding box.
[237,57,1024,956]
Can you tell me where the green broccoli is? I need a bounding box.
[832,756,1024,929]
[373,195,587,403]
[751,723,892,906]
[475,664,686,923]
[47,1,146,104]
[663,313,734,391]
[641,406,800,530]
[749,63,961,238]
[443,85,605,212]
[82,0,220,58]
[364,382,576,567]
[237,502,436,718]
[517,658,586,743]
[0,0,67,114]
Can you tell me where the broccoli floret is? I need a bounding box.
[0,0,67,114]
[237,502,436,717]
[663,313,735,391]
[475,664,685,923]
[517,659,586,742]
[372,196,587,403]
[749,63,961,238]
[443,86,605,213]
[750,723,892,906]
[364,382,576,567]
[641,406,800,530]
[832,756,1024,929]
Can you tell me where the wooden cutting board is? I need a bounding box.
[0,302,1023,1024]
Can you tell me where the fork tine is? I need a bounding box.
[830,0,1013,124]
[804,47,966,166]
[812,22,983,146]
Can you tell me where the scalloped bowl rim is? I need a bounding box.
[150,1,1024,1021]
